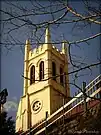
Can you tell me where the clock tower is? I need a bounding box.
[16,27,70,132]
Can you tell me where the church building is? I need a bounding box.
[16,27,70,132]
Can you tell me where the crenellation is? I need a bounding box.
[29,44,64,59]
[28,44,47,59]
[52,45,57,50]
[36,47,39,54]
[56,48,59,52]
[52,45,62,55]
[38,44,43,52]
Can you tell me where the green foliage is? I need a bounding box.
[0,111,16,135]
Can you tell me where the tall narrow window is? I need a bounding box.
[52,62,56,81]
[60,67,64,85]
[30,65,35,85]
[39,61,44,81]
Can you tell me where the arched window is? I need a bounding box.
[52,62,56,81]
[30,65,35,85]
[60,67,64,85]
[39,61,44,81]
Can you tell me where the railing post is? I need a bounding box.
[82,82,87,116]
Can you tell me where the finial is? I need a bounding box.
[45,26,51,44]
[61,40,68,54]
[25,39,31,53]
[26,39,30,45]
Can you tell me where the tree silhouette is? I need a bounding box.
[0,111,16,135]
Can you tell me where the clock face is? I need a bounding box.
[32,99,42,114]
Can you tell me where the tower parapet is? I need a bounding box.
[28,44,67,61]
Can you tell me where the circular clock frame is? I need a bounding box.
[32,99,43,114]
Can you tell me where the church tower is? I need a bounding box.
[16,27,70,132]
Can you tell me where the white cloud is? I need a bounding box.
[4,101,18,112]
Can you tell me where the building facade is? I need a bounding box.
[16,27,70,132]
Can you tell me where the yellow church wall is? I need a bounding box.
[16,100,22,131]
[16,86,51,131]
[51,54,65,79]
[29,87,51,126]
[21,96,28,130]
[27,50,51,94]
[28,80,49,94]
[50,87,64,114]
[16,96,27,131]
[28,50,49,78]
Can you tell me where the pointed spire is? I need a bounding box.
[25,39,31,51]
[24,39,31,61]
[26,39,30,45]
[45,26,51,44]
[62,40,68,54]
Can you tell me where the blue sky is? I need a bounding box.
[0,0,101,119]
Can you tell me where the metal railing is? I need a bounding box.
[22,75,101,135]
